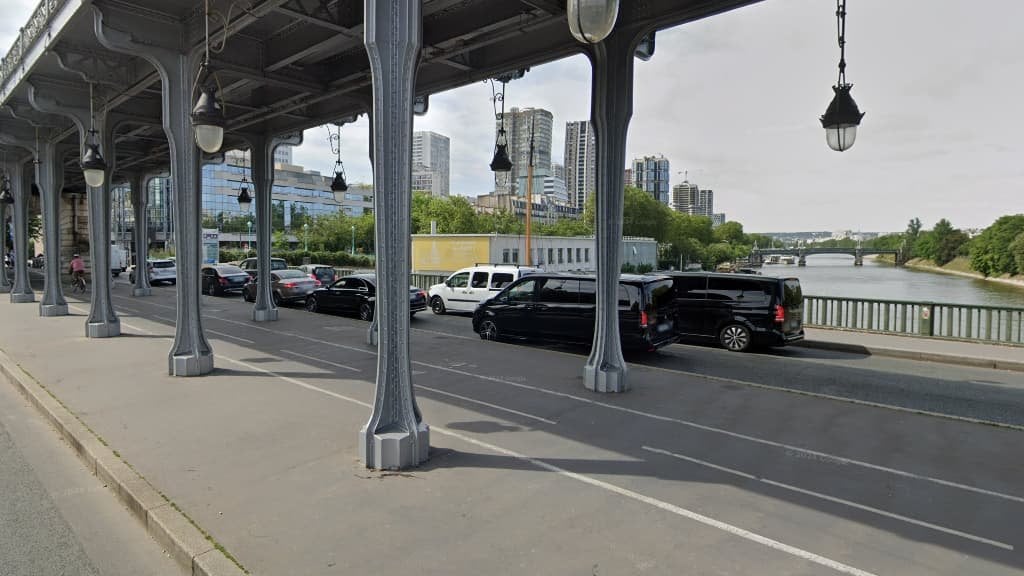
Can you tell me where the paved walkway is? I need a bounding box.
[0,291,1022,576]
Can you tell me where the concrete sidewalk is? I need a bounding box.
[1,293,1022,576]
[800,328,1024,372]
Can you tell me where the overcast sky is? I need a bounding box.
[4,0,1022,233]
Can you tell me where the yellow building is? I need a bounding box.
[411,234,657,274]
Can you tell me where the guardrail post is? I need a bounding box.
[918,303,934,336]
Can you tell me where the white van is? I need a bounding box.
[110,243,128,276]
[428,264,541,314]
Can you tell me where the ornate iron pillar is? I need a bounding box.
[95,9,213,375]
[247,132,301,322]
[359,0,429,469]
[583,26,641,393]
[130,172,152,296]
[84,115,119,337]
[35,137,68,317]
[0,195,10,293]
[8,159,33,302]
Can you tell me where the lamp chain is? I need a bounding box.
[835,0,847,86]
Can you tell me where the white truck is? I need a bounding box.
[110,242,128,277]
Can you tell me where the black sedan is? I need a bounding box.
[304,274,428,320]
[201,264,251,296]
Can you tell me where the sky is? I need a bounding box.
[3,0,1022,233]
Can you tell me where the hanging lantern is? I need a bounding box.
[331,160,348,200]
[567,0,619,44]
[489,130,512,172]
[192,80,225,154]
[80,130,107,188]
[236,179,252,212]
[820,0,864,152]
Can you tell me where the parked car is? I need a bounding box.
[128,259,176,285]
[428,264,541,315]
[472,273,678,352]
[243,268,318,305]
[294,263,337,287]
[110,243,128,276]
[305,273,428,321]
[201,264,250,296]
[237,257,288,279]
[661,272,804,352]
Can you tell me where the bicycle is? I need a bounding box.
[70,273,87,294]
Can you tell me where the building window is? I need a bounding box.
[567,248,573,264]
[512,248,519,264]
[585,248,590,263]
[502,249,510,264]
[576,248,582,262]
[548,248,554,264]
[558,248,564,264]
[536,248,543,265]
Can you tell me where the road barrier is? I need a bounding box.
[803,295,1024,346]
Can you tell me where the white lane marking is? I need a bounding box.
[216,354,877,576]
[642,446,1013,551]
[207,330,254,344]
[146,308,1024,504]
[281,350,361,372]
[70,304,154,335]
[412,327,476,341]
[113,294,175,310]
[416,384,556,426]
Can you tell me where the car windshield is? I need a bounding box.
[271,260,288,270]
[152,261,174,269]
[275,270,306,279]
[216,265,244,275]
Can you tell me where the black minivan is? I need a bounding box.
[663,272,804,352]
[472,273,678,351]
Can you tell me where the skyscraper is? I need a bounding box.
[672,179,714,217]
[412,131,451,196]
[564,120,596,209]
[631,155,671,205]
[493,107,553,196]
[544,162,569,205]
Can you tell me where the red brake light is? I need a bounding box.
[640,311,649,328]
[774,304,786,324]
[283,282,296,288]
[218,277,228,285]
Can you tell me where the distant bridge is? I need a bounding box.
[751,247,905,267]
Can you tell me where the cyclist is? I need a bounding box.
[69,253,86,290]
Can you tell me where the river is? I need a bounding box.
[761,255,1024,308]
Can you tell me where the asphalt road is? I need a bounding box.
[0,369,179,576]
[12,278,1024,575]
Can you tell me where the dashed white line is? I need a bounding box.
[642,446,1013,550]
[416,384,556,426]
[207,330,254,344]
[216,354,878,576]
[281,350,361,372]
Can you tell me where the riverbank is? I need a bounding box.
[873,255,1024,290]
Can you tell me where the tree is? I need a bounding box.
[713,221,745,245]
[621,186,671,241]
[930,218,968,266]
[970,214,1024,276]
[1011,232,1024,276]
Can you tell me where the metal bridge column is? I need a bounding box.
[33,137,68,317]
[130,173,152,297]
[584,26,644,393]
[95,9,213,375]
[0,190,10,293]
[359,0,429,469]
[7,158,34,302]
[248,132,302,321]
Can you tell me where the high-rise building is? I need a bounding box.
[274,145,293,165]
[711,213,726,227]
[494,107,553,196]
[631,155,671,205]
[671,179,715,217]
[623,168,633,187]
[544,163,569,205]
[412,131,450,196]
[564,120,596,209]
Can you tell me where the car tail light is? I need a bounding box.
[218,277,228,285]
[418,290,427,299]
[774,304,786,324]
[640,311,649,328]
[283,282,296,288]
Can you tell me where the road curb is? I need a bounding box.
[0,348,247,576]
[795,339,1024,373]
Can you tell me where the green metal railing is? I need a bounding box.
[334,268,448,290]
[803,295,1024,346]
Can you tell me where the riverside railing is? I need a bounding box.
[803,295,1024,346]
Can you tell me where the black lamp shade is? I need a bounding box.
[490,143,513,172]
[192,84,226,153]
[331,172,349,200]
[80,143,107,187]
[237,186,252,211]
[820,84,865,152]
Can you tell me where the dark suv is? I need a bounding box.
[472,273,678,352]
[662,272,804,352]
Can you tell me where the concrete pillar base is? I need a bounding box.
[40,303,69,317]
[359,421,429,470]
[0,285,11,293]
[583,363,629,393]
[11,292,35,303]
[86,321,122,338]
[132,287,152,297]
[252,308,278,322]
[169,352,214,377]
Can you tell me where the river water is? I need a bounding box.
[761,255,1024,308]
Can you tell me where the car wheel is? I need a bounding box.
[430,296,446,315]
[201,282,208,295]
[359,303,373,322]
[272,292,282,307]
[719,324,752,352]
[306,296,319,313]
[129,273,135,283]
[479,320,500,341]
